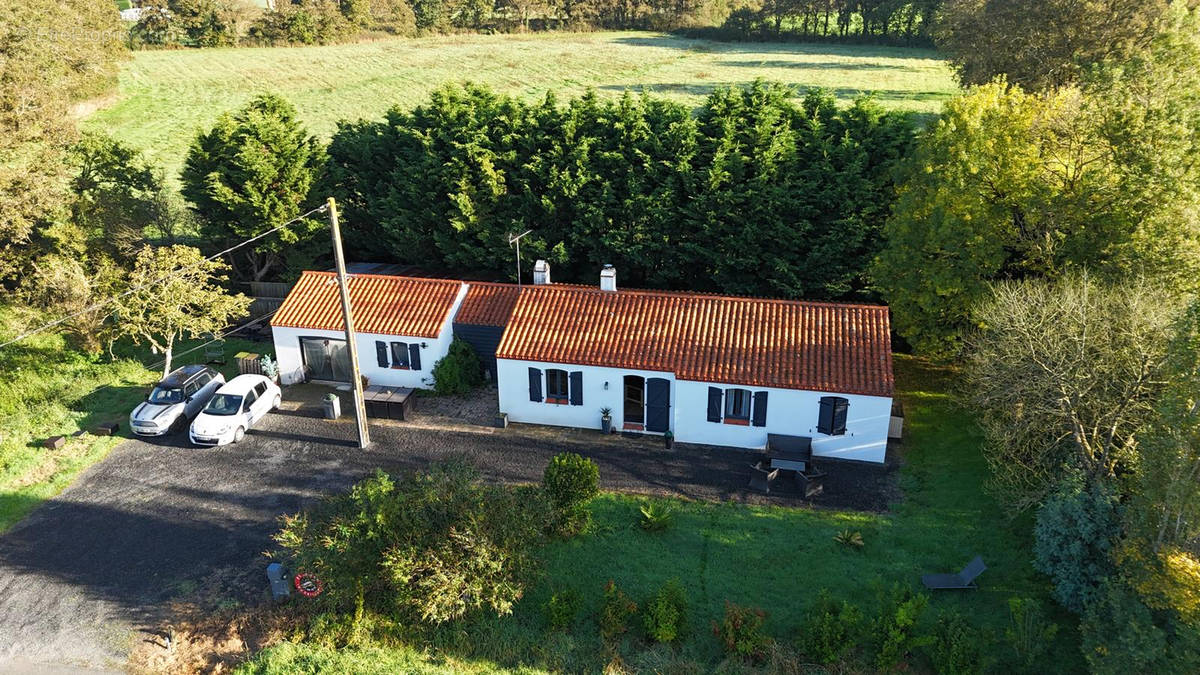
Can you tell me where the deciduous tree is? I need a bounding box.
[962,275,1182,511]
[115,245,250,377]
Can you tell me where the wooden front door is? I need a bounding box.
[645,378,670,433]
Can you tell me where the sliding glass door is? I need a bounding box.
[299,337,351,382]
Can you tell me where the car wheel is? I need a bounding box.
[233,426,245,443]
[273,395,281,410]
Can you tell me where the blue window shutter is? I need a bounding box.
[818,396,848,435]
[707,387,722,422]
[832,397,848,435]
[569,371,583,406]
[752,391,768,427]
[528,367,542,402]
[375,341,389,368]
[409,343,422,371]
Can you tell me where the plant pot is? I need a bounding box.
[323,397,341,420]
[601,416,612,434]
[664,435,674,450]
[493,412,508,429]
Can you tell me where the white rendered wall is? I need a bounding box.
[272,284,467,389]
[496,358,675,431]
[673,380,892,463]
[494,357,891,463]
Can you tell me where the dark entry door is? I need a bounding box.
[645,378,671,433]
[624,375,645,425]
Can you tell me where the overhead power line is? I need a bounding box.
[0,204,328,351]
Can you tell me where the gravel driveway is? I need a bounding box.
[0,399,894,671]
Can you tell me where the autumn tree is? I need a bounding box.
[0,0,125,282]
[182,94,327,281]
[115,245,250,377]
[962,275,1183,511]
[935,0,1178,90]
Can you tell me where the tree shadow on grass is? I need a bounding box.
[611,34,942,60]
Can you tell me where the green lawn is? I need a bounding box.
[86,32,956,183]
[240,356,1083,673]
[0,305,262,532]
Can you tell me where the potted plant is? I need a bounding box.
[260,354,280,384]
[323,392,341,420]
[493,411,508,429]
[663,430,674,450]
[600,407,613,434]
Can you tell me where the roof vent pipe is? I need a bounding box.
[533,259,550,285]
[600,264,616,292]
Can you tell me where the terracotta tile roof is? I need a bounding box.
[271,271,463,338]
[495,286,893,397]
[454,282,523,327]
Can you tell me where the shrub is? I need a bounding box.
[797,589,862,664]
[599,580,638,641]
[925,610,985,675]
[713,602,770,662]
[273,464,548,628]
[643,579,688,643]
[833,529,864,549]
[430,337,484,396]
[638,501,676,532]
[870,583,933,671]
[543,452,599,535]
[1033,476,1120,613]
[544,588,580,632]
[1004,597,1059,673]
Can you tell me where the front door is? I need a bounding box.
[300,337,351,382]
[645,378,670,433]
[623,375,645,428]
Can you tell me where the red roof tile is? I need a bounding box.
[495,286,893,397]
[271,271,463,338]
[454,282,523,327]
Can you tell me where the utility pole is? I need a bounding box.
[508,230,533,286]
[327,197,370,449]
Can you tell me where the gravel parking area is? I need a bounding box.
[0,394,896,670]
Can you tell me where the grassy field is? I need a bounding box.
[0,305,261,532]
[239,356,1082,673]
[85,32,956,182]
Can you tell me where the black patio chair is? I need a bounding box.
[748,461,779,494]
[922,555,987,590]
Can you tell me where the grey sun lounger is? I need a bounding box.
[922,555,986,590]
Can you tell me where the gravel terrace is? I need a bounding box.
[0,385,897,671]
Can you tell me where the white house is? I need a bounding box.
[270,264,894,464]
[493,268,894,464]
[270,271,467,389]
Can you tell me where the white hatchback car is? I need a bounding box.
[189,374,281,446]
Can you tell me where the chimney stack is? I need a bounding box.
[600,264,616,292]
[533,259,550,285]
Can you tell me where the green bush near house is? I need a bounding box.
[542,452,599,535]
[430,337,483,396]
[798,589,863,664]
[643,578,688,643]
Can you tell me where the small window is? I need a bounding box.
[546,369,569,404]
[195,372,212,387]
[242,391,258,412]
[390,342,410,369]
[724,388,751,424]
[254,382,268,397]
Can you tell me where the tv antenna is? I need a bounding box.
[508,230,533,286]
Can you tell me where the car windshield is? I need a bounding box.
[204,394,243,416]
[147,387,183,405]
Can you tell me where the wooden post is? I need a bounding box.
[328,197,370,449]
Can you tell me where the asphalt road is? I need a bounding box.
[0,406,892,671]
